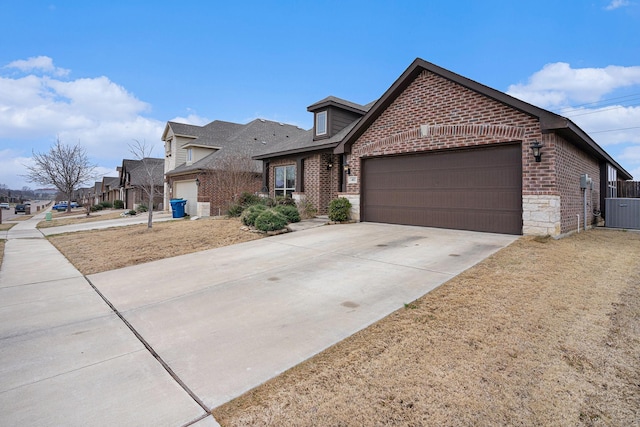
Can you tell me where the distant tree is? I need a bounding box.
[129,140,163,229]
[23,138,96,213]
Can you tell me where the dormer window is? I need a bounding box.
[187,148,193,163]
[316,111,327,136]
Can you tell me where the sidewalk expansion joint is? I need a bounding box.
[83,275,211,414]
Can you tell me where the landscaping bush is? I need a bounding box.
[91,204,104,211]
[275,196,296,206]
[226,204,244,217]
[100,201,113,209]
[272,204,300,223]
[113,199,124,209]
[297,198,317,219]
[241,204,267,226]
[328,197,352,222]
[136,204,148,213]
[128,210,137,215]
[254,210,288,232]
[237,192,263,207]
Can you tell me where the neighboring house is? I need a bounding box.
[74,186,95,207]
[162,118,308,216]
[92,182,102,205]
[119,158,164,210]
[255,58,632,236]
[100,177,120,204]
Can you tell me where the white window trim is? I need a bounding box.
[316,111,327,136]
[274,165,296,197]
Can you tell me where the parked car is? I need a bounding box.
[53,201,80,211]
[15,204,26,214]
[0,202,9,210]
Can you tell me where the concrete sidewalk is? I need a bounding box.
[0,209,218,426]
[40,211,178,236]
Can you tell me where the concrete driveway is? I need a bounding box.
[88,222,517,410]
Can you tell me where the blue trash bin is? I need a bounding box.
[170,198,187,218]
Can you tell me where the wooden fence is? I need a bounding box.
[618,181,640,198]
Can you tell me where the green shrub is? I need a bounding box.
[226,204,244,217]
[273,204,300,223]
[241,204,267,226]
[113,199,124,209]
[254,210,288,232]
[275,196,296,206]
[328,197,352,222]
[237,192,262,207]
[100,201,113,209]
[92,204,104,211]
[136,204,148,213]
[128,210,137,215]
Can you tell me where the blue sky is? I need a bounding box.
[1,0,639,189]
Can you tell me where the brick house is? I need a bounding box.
[162,119,308,216]
[254,96,375,215]
[256,58,632,236]
[99,177,120,204]
[118,158,164,210]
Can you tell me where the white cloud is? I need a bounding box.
[169,113,211,126]
[507,62,640,109]
[0,57,166,189]
[605,0,630,10]
[507,62,640,178]
[5,56,70,77]
[0,149,35,189]
[568,105,640,145]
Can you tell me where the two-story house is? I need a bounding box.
[162,118,308,217]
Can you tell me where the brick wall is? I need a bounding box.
[168,171,261,216]
[268,151,340,215]
[343,69,609,235]
[553,134,600,234]
[347,70,544,197]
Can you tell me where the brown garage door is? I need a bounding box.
[361,144,522,234]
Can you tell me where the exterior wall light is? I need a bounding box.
[327,162,333,171]
[195,177,200,187]
[343,163,351,175]
[530,141,543,162]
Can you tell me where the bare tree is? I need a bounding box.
[205,151,262,211]
[129,140,164,229]
[24,138,95,213]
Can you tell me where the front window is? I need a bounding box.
[187,148,193,162]
[316,111,327,136]
[275,165,295,197]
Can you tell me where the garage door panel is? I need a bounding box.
[362,145,522,234]
[174,181,198,217]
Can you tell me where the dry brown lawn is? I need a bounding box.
[213,229,640,426]
[48,217,263,275]
[0,223,15,231]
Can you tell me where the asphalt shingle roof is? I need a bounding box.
[165,118,308,175]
